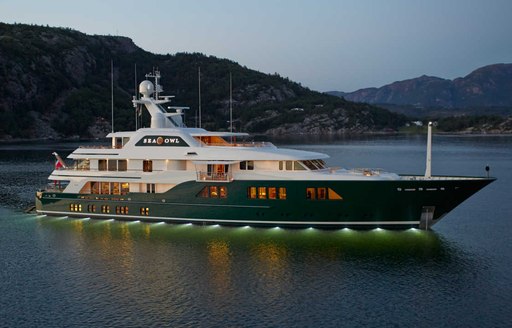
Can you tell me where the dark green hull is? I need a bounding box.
[35,176,495,229]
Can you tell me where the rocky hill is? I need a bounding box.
[0,23,406,140]
[329,64,512,113]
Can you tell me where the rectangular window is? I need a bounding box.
[219,186,227,198]
[101,182,110,195]
[146,183,155,193]
[209,186,218,198]
[317,187,327,200]
[248,187,257,199]
[91,181,99,194]
[111,182,120,195]
[143,160,153,172]
[278,187,287,200]
[258,187,267,199]
[268,187,277,199]
[121,183,129,195]
[101,205,110,214]
[279,161,283,170]
[285,161,293,171]
[240,161,246,170]
[118,160,127,171]
[108,160,117,171]
[306,187,316,200]
[98,159,107,171]
[88,204,96,212]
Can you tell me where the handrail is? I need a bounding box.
[196,171,233,182]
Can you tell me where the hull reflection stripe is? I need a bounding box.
[36,210,419,226]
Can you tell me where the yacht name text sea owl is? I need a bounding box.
[35,72,495,230]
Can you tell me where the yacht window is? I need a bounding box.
[328,188,343,200]
[240,161,254,170]
[313,160,326,169]
[302,160,316,170]
[268,187,277,199]
[248,187,257,199]
[258,187,267,199]
[108,160,117,171]
[111,182,120,195]
[121,183,129,194]
[278,187,287,200]
[210,186,218,198]
[115,137,123,149]
[285,161,293,170]
[219,186,227,198]
[101,182,110,195]
[294,161,306,170]
[198,186,210,198]
[118,160,127,171]
[91,181,99,194]
[318,187,327,200]
[279,161,283,170]
[76,159,90,170]
[146,183,156,193]
[143,160,153,172]
[306,188,316,200]
[99,160,107,171]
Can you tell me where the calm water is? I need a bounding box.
[0,135,511,327]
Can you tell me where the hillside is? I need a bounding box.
[328,64,512,115]
[0,23,406,140]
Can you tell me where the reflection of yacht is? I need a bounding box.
[35,72,495,230]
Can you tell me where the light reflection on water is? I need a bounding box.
[17,214,482,327]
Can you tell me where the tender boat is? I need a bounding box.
[35,72,495,230]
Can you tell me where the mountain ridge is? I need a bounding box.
[327,63,512,111]
[0,22,406,140]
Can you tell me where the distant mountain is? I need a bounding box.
[327,64,512,114]
[0,23,406,140]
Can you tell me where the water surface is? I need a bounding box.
[0,136,511,327]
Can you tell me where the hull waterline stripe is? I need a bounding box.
[36,210,419,226]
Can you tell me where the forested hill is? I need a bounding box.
[0,23,405,140]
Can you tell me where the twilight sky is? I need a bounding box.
[1,0,511,92]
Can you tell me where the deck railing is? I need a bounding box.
[196,171,233,182]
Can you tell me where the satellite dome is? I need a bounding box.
[139,80,154,98]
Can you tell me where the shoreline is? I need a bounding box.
[1,131,511,144]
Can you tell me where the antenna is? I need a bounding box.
[229,71,233,133]
[198,66,202,128]
[425,121,432,178]
[111,59,114,133]
[134,63,139,130]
